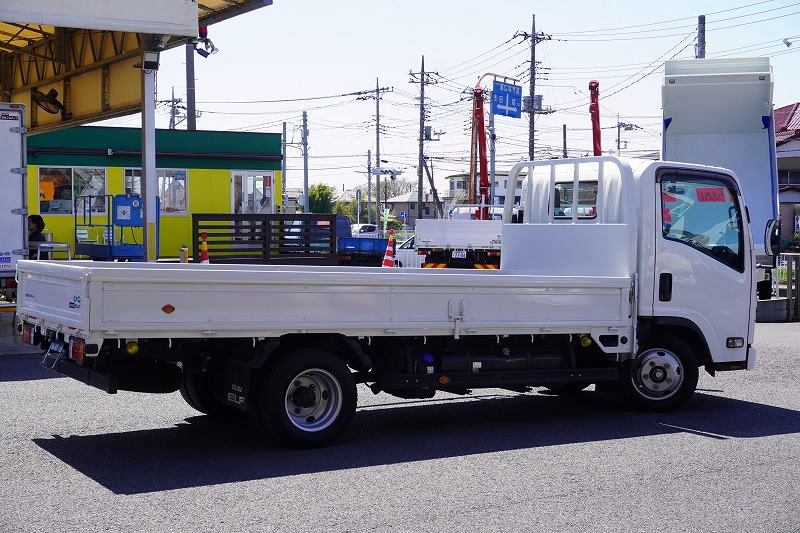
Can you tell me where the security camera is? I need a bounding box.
[152,35,171,50]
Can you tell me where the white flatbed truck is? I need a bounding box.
[414,217,502,268]
[15,157,776,447]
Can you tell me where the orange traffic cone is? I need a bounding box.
[381,230,395,267]
[199,232,210,264]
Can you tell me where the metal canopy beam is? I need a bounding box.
[200,0,273,25]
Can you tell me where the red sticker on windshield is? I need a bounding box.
[662,207,672,222]
[662,191,677,203]
[696,187,726,202]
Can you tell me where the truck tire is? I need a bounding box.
[257,349,356,448]
[625,334,698,411]
[179,369,237,418]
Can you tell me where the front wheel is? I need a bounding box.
[258,349,356,448]
[625,335,698,411]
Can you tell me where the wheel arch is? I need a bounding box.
[251,333,371,372]
[639,316,712,368]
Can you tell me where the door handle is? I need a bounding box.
[659,273,672,302]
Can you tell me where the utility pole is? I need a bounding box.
[488,90,496,204]
[302,111,309,213]
[375,78,382,227]
[358,81,392,225]
[158,87,187,130]
[281,121,287,213]
[409,56,438,220]
[529,15,536,161]
[367,150,372,224]
[417,56,425,219]
[185,43,196,131]
[616,118,638,155]
[169,87,177,130]
[562,124,567,158]
[423,157,444,218]
[516,15,551,161]
[696,15,706,59]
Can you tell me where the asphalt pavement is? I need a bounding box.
[1,319,799,532]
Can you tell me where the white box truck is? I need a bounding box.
[0,103,27,308]
[662,57,780,271]
[15,157,777,447]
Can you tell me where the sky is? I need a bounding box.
[98,0,800,194]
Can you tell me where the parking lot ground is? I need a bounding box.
[1,322,799,532]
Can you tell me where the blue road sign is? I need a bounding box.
[491,81,522,118]
[399,210,407,219]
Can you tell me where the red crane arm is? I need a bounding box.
[589,80,601,157]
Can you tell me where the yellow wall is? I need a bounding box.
[27,165,284,259]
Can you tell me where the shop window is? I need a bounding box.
[39,167,106,215]
[124,168,188,214]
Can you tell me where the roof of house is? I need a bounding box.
[384,190,435,203]
[776,102,800,145]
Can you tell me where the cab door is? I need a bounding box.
[653,169,753,364]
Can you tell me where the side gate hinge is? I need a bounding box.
[12,249,26,256]
[11,208,27,215]
[10,167,27,175]
[10,126,27,134]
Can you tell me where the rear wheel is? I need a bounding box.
[625,334,698,411]
[179,368,238,417]
[257,349,356,448]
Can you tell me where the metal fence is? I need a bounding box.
[192,213,337,265]
[773,253,800,321]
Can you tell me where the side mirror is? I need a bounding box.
[764,219,780,257]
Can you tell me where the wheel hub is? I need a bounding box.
[284,369,342,432]
[292,386,317,408]
[632,348,683,400]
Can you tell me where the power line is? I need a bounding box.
[197,87,395,105]
[560,8,800,41]
[550,0,778,35]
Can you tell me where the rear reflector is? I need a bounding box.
[22,323,35,345]
[70,338,85,363]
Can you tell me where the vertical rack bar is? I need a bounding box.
[547,164,556,223]
[597,161,605,224]
[571,162,579,222]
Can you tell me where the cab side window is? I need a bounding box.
[660,175,744,272]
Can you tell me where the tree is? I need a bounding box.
[354,178,417,202]
[333,199,374,224]
[308,183,335,213]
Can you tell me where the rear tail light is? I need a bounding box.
[417,249,431,256]
[70,338,85,363]
[488,251,501,257]
[0,278,17,288]
[22,323,37,345]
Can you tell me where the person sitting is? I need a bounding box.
[28,215,49,260]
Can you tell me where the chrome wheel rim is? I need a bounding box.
[631,348,684,400]
[284,368,342,432]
